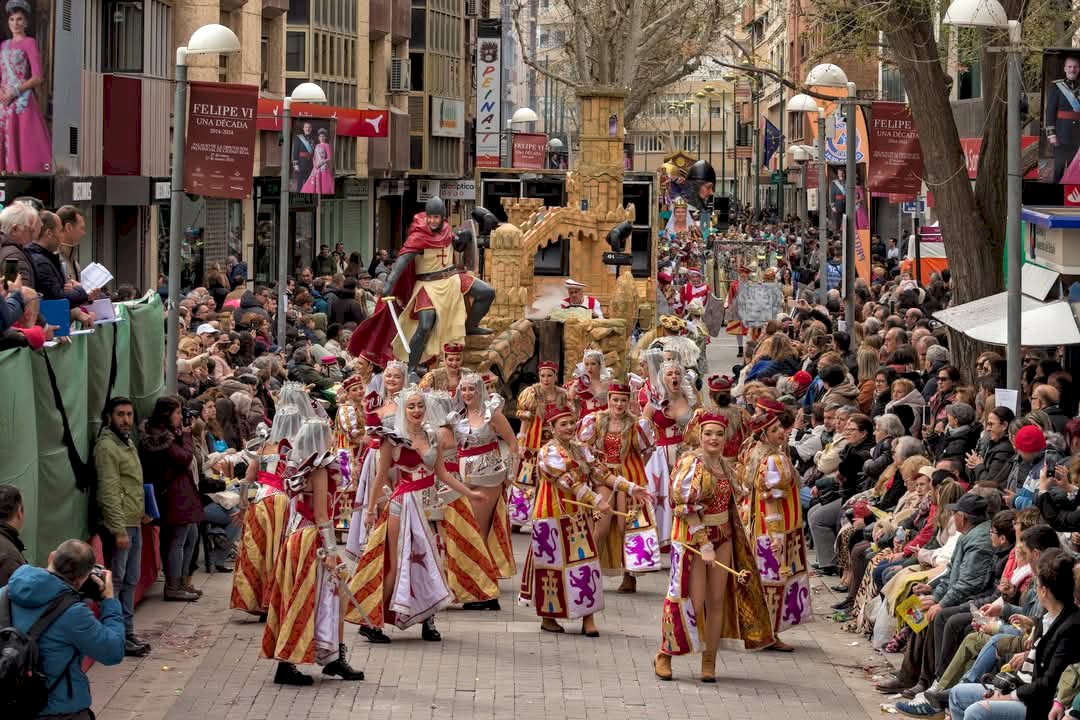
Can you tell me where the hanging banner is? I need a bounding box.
[288,117,337,194]
[512,133,548,169]
[256,98,388,137]
[762,117,781,168]
[183,82,258,199]
[475,23,503,168]
[867,101,924,198]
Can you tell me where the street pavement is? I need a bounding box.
[88,336,898,720]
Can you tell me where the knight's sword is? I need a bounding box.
[381,296,411,354]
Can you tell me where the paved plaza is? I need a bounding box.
[87,338,897,720]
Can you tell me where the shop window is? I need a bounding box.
[103,1,144,73]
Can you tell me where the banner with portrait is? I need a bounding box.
[0,0,53,174]
[1040,48,1080,184]
[289,116,337,194]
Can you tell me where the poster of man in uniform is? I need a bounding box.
[289,117,337,194]
[827,164,869,234]
[0,0,52,173]
[1042,49,1080,183]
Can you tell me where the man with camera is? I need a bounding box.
[5,539,125,719]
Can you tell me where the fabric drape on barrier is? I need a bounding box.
[0,293,164,564]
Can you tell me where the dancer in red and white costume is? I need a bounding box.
[561,278,604,318]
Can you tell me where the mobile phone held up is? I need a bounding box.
[3,258,17,283]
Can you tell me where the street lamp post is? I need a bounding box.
[165,24,241,395]
[790,92,829,304]
[720,90,727,200]
[944,0,1021,390]
[277,82,328,346]
[704,86,715,168]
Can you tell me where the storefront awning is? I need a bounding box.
[932,264,1080,346]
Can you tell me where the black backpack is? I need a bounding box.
[0,586,82,720]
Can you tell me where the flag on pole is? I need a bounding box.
[762,117,782,168]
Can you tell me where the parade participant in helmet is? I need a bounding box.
[347,386,486,642]
[230,405,300,617]
[261,418,365,685]
[511,360,569,528]
[518,405,652,636]
[642,359,703,547]
[449,373,519,582]
[567,348,611,421]
[577,382,657,594]
[347,196,497,376]
[654,413,776,682]
[684,159,717,213]
[418,342,470,396]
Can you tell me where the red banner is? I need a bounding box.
[511,132,548,169]
[256,98,388,137]
[867,102,924,197]
[183,82,258,199]
[960,136,1038,179]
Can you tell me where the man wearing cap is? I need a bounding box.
[560,278,604,319]
[418,342,471,395]
[195,322,220,350]
[875,493,994,697]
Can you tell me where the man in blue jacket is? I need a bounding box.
[7,539,125,719]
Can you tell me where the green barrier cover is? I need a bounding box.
[0,294,164,564]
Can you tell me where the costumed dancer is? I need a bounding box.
[261,418,365,685]
[450,373,519,586]
[230,404,302,616]
[642,360,703,548]
[517,405,652,636]
[704,374,752,461]
[654,413,777,683]
[560,278,604,318]
[680,268,710,313]
[739,398,809,651]
[576,382,658,594]
[418,342,470,396]
[512,360,568,528]
[430,391,503,610]
[567,348,610,421]
[347,385,486,642]
[334,374,367,514]
[344,359,407,644]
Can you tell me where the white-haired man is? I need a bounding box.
[0,203,41,288]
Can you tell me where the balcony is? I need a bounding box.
[371,0,391,36]
[392,0,410,40]
[262,0,288,17]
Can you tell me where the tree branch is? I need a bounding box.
[512,3,580,88]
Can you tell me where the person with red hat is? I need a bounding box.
[511,361,569,529]
[656,270,680,317]
[705,374,752,460]
[577,381,658,593]
[1012,425,1057,510]
[738,400,808,650]
[517,404,652,636]
[680,267,710,316]
[655,412,777,682]
[418,342,471,396]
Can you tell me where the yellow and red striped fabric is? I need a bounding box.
[486,494,516,578]
[346,510,388,627]
[440,496,500,602]
[230,493,288,614]
[261,526,321,664]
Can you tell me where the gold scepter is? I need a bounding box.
[681,544,752,585]
[561,498,634,518]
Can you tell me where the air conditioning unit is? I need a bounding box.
[465,0,479,16]
[390,57,411,93]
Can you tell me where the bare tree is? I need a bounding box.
[513,0,738,124]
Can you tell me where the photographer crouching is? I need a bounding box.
[5,539,125,719]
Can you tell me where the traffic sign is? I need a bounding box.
[901,198,926,214]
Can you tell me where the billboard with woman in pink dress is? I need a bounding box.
[0,0,52,174]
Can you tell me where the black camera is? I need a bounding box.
[79,564,107,601]
[981,671,1023,696]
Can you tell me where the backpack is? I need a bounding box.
[0,586,82,720]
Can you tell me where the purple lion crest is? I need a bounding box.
[755,536,781,581]
[782,580,810,626]
[509,486,531,525]
[533,521,559,565]
[568,564,599,609]
[624,533,659,570]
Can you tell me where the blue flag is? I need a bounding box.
[762,117,782,168]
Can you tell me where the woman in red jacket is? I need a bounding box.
[139,396,205,602]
